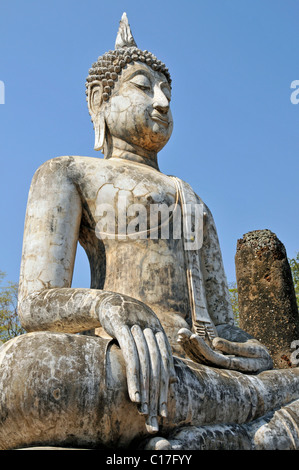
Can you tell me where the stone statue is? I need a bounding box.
[1,14,299,450]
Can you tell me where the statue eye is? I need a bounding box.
[130,75,151,91]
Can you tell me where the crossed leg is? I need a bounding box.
[1,331,299,450]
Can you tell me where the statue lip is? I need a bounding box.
[151,111,169,127]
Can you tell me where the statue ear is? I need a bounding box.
[94,111,106,152]
[88,82,106,151]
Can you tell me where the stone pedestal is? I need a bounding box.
[235,230,299,369]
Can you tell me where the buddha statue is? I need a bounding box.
[1,14,299,450]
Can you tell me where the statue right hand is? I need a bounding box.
[99,293,177,433]
[178,327,273,373]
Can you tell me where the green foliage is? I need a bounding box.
[289,252,299,308]
[0,271,25,343]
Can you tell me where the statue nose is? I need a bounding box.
[153,102,169,114]
[153,87,169,114]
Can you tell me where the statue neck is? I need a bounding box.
[106,137,160,171]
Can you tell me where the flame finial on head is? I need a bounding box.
[115,12,137,49]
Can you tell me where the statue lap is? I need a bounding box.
[1,331,299,450]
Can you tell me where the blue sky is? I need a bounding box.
[0,0,298,288]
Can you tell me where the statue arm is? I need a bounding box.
[178,198,273,372]
[17,158,149,335]
[18,157,105,333]
[200,205,270,343]
[200,204,235,327]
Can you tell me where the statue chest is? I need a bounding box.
[82,164,178,237]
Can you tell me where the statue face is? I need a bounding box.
[104,62,173,152]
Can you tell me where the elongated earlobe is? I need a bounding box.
[94,111,106,151]
[87,82,106,151]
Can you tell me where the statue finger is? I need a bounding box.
[229,356,272,373]
[188,334,232,368]
[155,331,171,418]
[143,328,161,434]
[178,328,192,338]
[131,324,150,415]
[212,337,271,360]
[161,329,177,384]
[177,328,207,364]
[117,325,141,404]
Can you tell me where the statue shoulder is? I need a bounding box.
[32,155,76,181]
[26,156,87,206]
[31,155,106,184]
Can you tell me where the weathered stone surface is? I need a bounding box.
[235,229,299,369]
[249,399,299,450]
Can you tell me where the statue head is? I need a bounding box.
[86,13,173,164]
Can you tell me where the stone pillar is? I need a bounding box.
[235,229,299,369]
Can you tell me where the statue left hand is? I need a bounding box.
[178,328,273,373]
